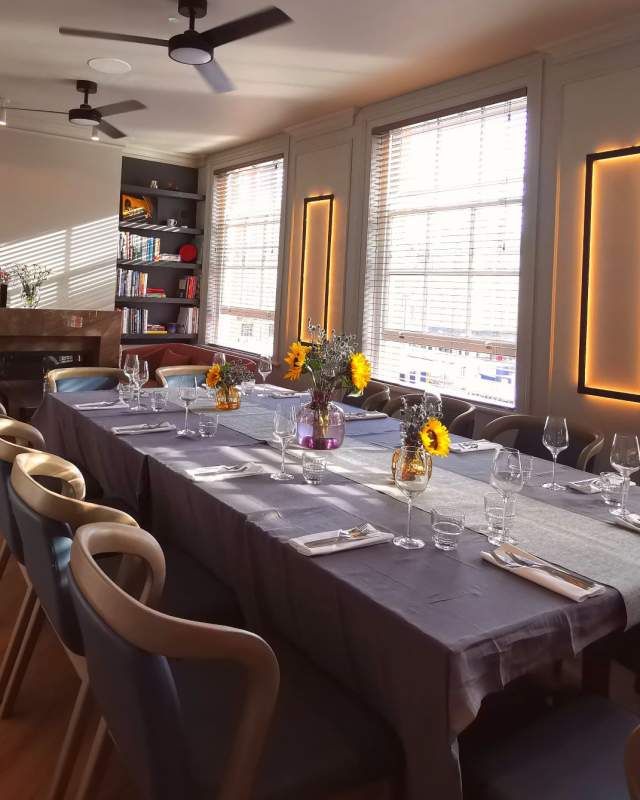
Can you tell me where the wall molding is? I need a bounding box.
[285,108,357,140]
[542,11,640,64]
[122,145,204,169]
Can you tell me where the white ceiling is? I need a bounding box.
[1,0,638,158]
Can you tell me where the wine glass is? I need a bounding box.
[542,415,569,491]
[122,353,138,391]
[490,447,524,544]
[212,352,226,368]
[130,359,149,412]
[271,404,296,481]
[610,433,640,518]
[177,377,198,437]
[393,446,430,550]
[257,356,272,392]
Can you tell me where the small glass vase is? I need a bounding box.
[391,443,432,483]
[296,391,345,450]
[22,289,40,309]
[215,385,241,411]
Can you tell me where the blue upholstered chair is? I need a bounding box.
[155,365,209,388]
[69,521,401,800]
[46,367,127,393]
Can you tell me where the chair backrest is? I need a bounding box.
[384,392,475,436]
[343,381,391,412]
[9,452,137,655]
[480,414,605,471]
[70,522,280,800]
[0,418,46,563]
[155,366,209,388]
[46,367,127,393]
[0,401,6,417]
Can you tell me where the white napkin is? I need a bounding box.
[75,400,128,410]
[481,544,604,602]
[344,411,388,421]
[566,478,601,494]
[289,527,394,557]
[186,463,266,482]
[112,422,176,435]
[450,439,501,453]
[611,513,640,534]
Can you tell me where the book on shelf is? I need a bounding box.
[116,268,149,297]
[119,307,149,335]
[158,253,182,262]
[118,231,161,262]
[177,275,200,299]
[146,288,167,298]
[177,306,199,335]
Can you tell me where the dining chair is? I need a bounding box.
[461,694,640,799]
[480,414,604,471]
[342,380,391,413]
[46,367,128,393]
[385,393,477,437]
[0,401,7,416]
[155,365,209,388]
[69,520,401,800]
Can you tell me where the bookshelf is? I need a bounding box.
[116,157,205,343]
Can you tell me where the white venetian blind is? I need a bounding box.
[363,92,527,407]
[206,157,284,355]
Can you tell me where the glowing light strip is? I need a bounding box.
[298,194,334,341]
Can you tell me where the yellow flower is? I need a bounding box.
[206,364,221,388]
[284,342,310,381]
[419,418,450,457]
[350,352,371,393]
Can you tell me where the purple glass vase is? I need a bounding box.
[296,391,345,450]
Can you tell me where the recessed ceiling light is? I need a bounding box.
[88,57,132,75]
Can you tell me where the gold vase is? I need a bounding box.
[391,444,432,483]
[215,386,241,411]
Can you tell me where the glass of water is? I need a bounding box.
[242,379,256,398]
[599,471,625,508]
[302,453,327,485]
[198,413,219,438]
[431,507,465,551]
[484,492,516,545]
[150,389,169,413]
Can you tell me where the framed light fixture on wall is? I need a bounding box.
[298,194,334,341]
[578,144,640,403]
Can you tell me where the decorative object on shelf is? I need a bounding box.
[149,180,159,189]
[0,269,10,308]
[206,361,252,411]
[121,193,153,220]
[166,218,178,227]
[391,392,450,482]
[285,321,371,451]
[179,243,198,263]
[11,263,51,309]
[165,181,177,191]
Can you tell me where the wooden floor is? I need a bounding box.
[0,558,137,800]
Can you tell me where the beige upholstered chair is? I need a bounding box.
[155,364,210,388]
[385,392,477,437]
[342,380,391,413]
[46,367,127,393]
[480,414,604,472]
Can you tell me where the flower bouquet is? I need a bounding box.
[11,263,51,308]
[206,361,253,410]
[392,393,450,481]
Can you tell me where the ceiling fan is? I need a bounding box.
[9,80,146,139]
[59,1,292,94]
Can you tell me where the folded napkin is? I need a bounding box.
[567,478,636,494]
[481,544,604,602]
[186,463,266,482]
[112,422,176,435]
[75,400,128,410]
[288,526,394,557]
[611,513,640,534]
[344,411,388,421]
[450,439,501,453]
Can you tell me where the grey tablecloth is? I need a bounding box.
[34,391,628,800]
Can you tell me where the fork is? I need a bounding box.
[491,550,594,589]
[306,522,375,549]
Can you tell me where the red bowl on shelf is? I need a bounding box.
[179,244,198,263]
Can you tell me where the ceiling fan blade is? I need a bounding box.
[96,100,146,118]
[9,107,67,114]
[201,7,291,49]
[59,27,168,47]
[195,60,235,93]
[97,119,126,139]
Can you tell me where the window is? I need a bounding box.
[206,157,284,355]
[362,93,527,407]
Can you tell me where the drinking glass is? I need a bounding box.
[393,446,430,550]
[302,453,327,485]
[271,404,296,481]
[212,352,226,368]
[484,492,516,545]
[118,381,132,404]
[432,507,465,551]
[520,456,534,486]
[599,471,625,508]
[542,415,569,491]
[198,413,219,438]
[122,353,139,405]
[257,356,272,392]
[129,359,149,411]
[490,447,523,544]
[241,379,256,398]
[177,377,198,437]
[610,433,640,518]
[150,389,168,413]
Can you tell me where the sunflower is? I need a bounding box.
[283,341,311,381]
[419,418,450,457]
[350,352,371,393]
[206,364,221,388]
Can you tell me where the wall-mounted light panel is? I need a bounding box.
[298,194,334,341]
[578,145,640,402]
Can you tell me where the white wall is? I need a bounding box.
[0,129,122,310]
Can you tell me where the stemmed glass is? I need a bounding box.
[122,353,138,398]
[610,433,640,518]
[542,415,569,491]
[130,359,149,412]
[212,352,226,368]
[393,446,430,550]
[490,447,524,544]
[177,377,198,437]
[257,356,272,393]
[271,404,296,481]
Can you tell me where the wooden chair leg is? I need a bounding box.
[0,583,37,702]
[0,539,10,582]
[75,718,112,800]
[0,599,45,719]
[46,680,93,800]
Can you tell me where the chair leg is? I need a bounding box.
[46,680,93,800]
[0,540,10,582]
[0,583,37,702]
[0,599,45,719]
[75,718,112,800]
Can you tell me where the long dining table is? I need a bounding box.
[33,388,637,800]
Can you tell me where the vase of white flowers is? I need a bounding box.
[12,263,51,308]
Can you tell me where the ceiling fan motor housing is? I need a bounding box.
[68,106,101,126]
[169,30,212,64]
